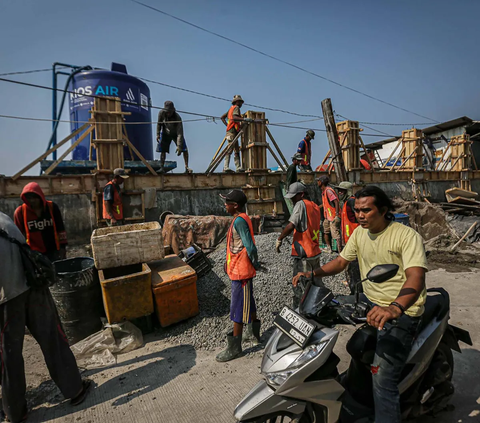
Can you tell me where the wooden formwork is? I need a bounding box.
[336,120,361,171]
[400,128,423,170]
[241,111,267,171]
[450,134,472,171]
[243,186,276,201]
[91,97,129,173]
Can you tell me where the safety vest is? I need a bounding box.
[322,187,338,222]
[342,196,359,244]
[299,138,311,166]
[226,213,256,280]
[226,105,240,133]
[292,199,321,258]
[360,159,371,170]
[103,181,123,220]
[22,202,60,251]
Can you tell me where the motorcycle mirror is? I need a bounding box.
[366,264,399,284]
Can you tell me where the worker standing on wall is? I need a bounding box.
[103,168,129,226]
[220,95,253,173]
[216,190,260,362]
[276,182,323,309]
[317,175,342,252]
[156,101,192,174]
[14,182,68,262]
[337,181,361,293]
[297,130,315,172]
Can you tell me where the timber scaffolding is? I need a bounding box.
[2,97,480,238]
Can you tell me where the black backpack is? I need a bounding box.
[0,229,56,289]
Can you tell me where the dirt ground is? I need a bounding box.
[13,265,480,423]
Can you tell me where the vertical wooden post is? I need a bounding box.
[321,98,347,182]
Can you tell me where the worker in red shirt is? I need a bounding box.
[317,175,342,252]
[14,182,68,262]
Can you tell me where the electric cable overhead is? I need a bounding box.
[130,0,440,124]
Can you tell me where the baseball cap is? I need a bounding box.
[164,101,175,111]
[292,152,303,161]
[284,182,307,199]
[113,168,129,179]
[315,175,329,185]
[219,189,247,206]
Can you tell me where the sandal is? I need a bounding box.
[70,379,92,406]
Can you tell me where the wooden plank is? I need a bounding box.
[445,188,478,199]
[381,138,402,170]
[123,138,157,176]
[44,127,94,175]
[265,126,289,167]
[12,122,90,180]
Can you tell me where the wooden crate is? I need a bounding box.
[91,222,164,270]
[336,120,361,171]
[241,111,267,171]
[401,128,423,170]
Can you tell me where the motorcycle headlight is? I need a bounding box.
[265,370,296,387]
[290,341,328,368]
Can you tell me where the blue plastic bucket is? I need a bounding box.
[393,213,410,226]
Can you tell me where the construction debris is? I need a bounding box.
[154,233,349,350]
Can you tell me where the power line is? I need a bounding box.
[0,68,54,77]
[130,0,440,124]
[268,123,388,137]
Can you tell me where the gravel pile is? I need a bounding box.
[156,233,349,350]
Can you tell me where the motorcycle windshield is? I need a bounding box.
[299,284,334,318]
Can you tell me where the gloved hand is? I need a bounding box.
[275,238,283,253]
[334,216,341,225]
[175,146,182,156]
[244,118,254,123]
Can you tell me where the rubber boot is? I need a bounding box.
[223,153,232,172]
[242,320,261,345]
[234,153,244,172]
[216,332,242,362]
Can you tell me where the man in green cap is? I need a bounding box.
[297,130,315,172]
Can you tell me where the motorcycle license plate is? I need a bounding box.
[273,306,315,347]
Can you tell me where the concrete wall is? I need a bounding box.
[0,180,464,244]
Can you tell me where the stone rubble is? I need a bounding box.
[155,233,349,350]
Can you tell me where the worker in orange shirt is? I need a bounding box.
[337,181,360,293]
[317,175,342,252]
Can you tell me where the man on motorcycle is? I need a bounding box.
[293,185,428,423]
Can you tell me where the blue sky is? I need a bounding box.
[1,0,478,175]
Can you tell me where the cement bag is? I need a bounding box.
[71,321,143,369]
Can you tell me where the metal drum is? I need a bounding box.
[51,257,103,344]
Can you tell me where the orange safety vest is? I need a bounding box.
[342,196,359,244]
[322,187,338,222]
[299,138,311,166]
[103,181,123,220]
[226,105,240,133]
[292,199,321,258]
[22,202,60,251]
[226,213,256,280]
[360,159,372,170]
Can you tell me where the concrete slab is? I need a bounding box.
[18,268,480,422]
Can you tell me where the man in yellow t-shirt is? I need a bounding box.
[293,185,427,423]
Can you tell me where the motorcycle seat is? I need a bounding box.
[417,292,448,333]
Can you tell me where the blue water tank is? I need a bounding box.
[68,63,153,161]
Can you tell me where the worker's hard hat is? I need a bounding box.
[337,181,353,191]
[291,152,303,161]
[232,95,244,105]
[306,130,315,139]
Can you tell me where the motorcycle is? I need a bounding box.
[234,264,472,422]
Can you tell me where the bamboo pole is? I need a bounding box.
[45,127,94,175]
[265,126,289,167]
[381,138,402,170]
[266,143,286,171]
[358,135,375,172]
[389,146,406,172]
[205,128,245,174]
[12,123,90,180]
[435,140,453,170]
[396,149,417,171]
[451,222,477,252]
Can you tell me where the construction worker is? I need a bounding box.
[216,189,260,362]
[14,182,68,262]
[286,152,303,190]
[297,130,315,172]
[276,182,323,308]
[317,175,342,252]
[337,181,361,293]
[0,212,91,423]
[220,95,253,172]
[103,168,129,226]
[156,101,192,173]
